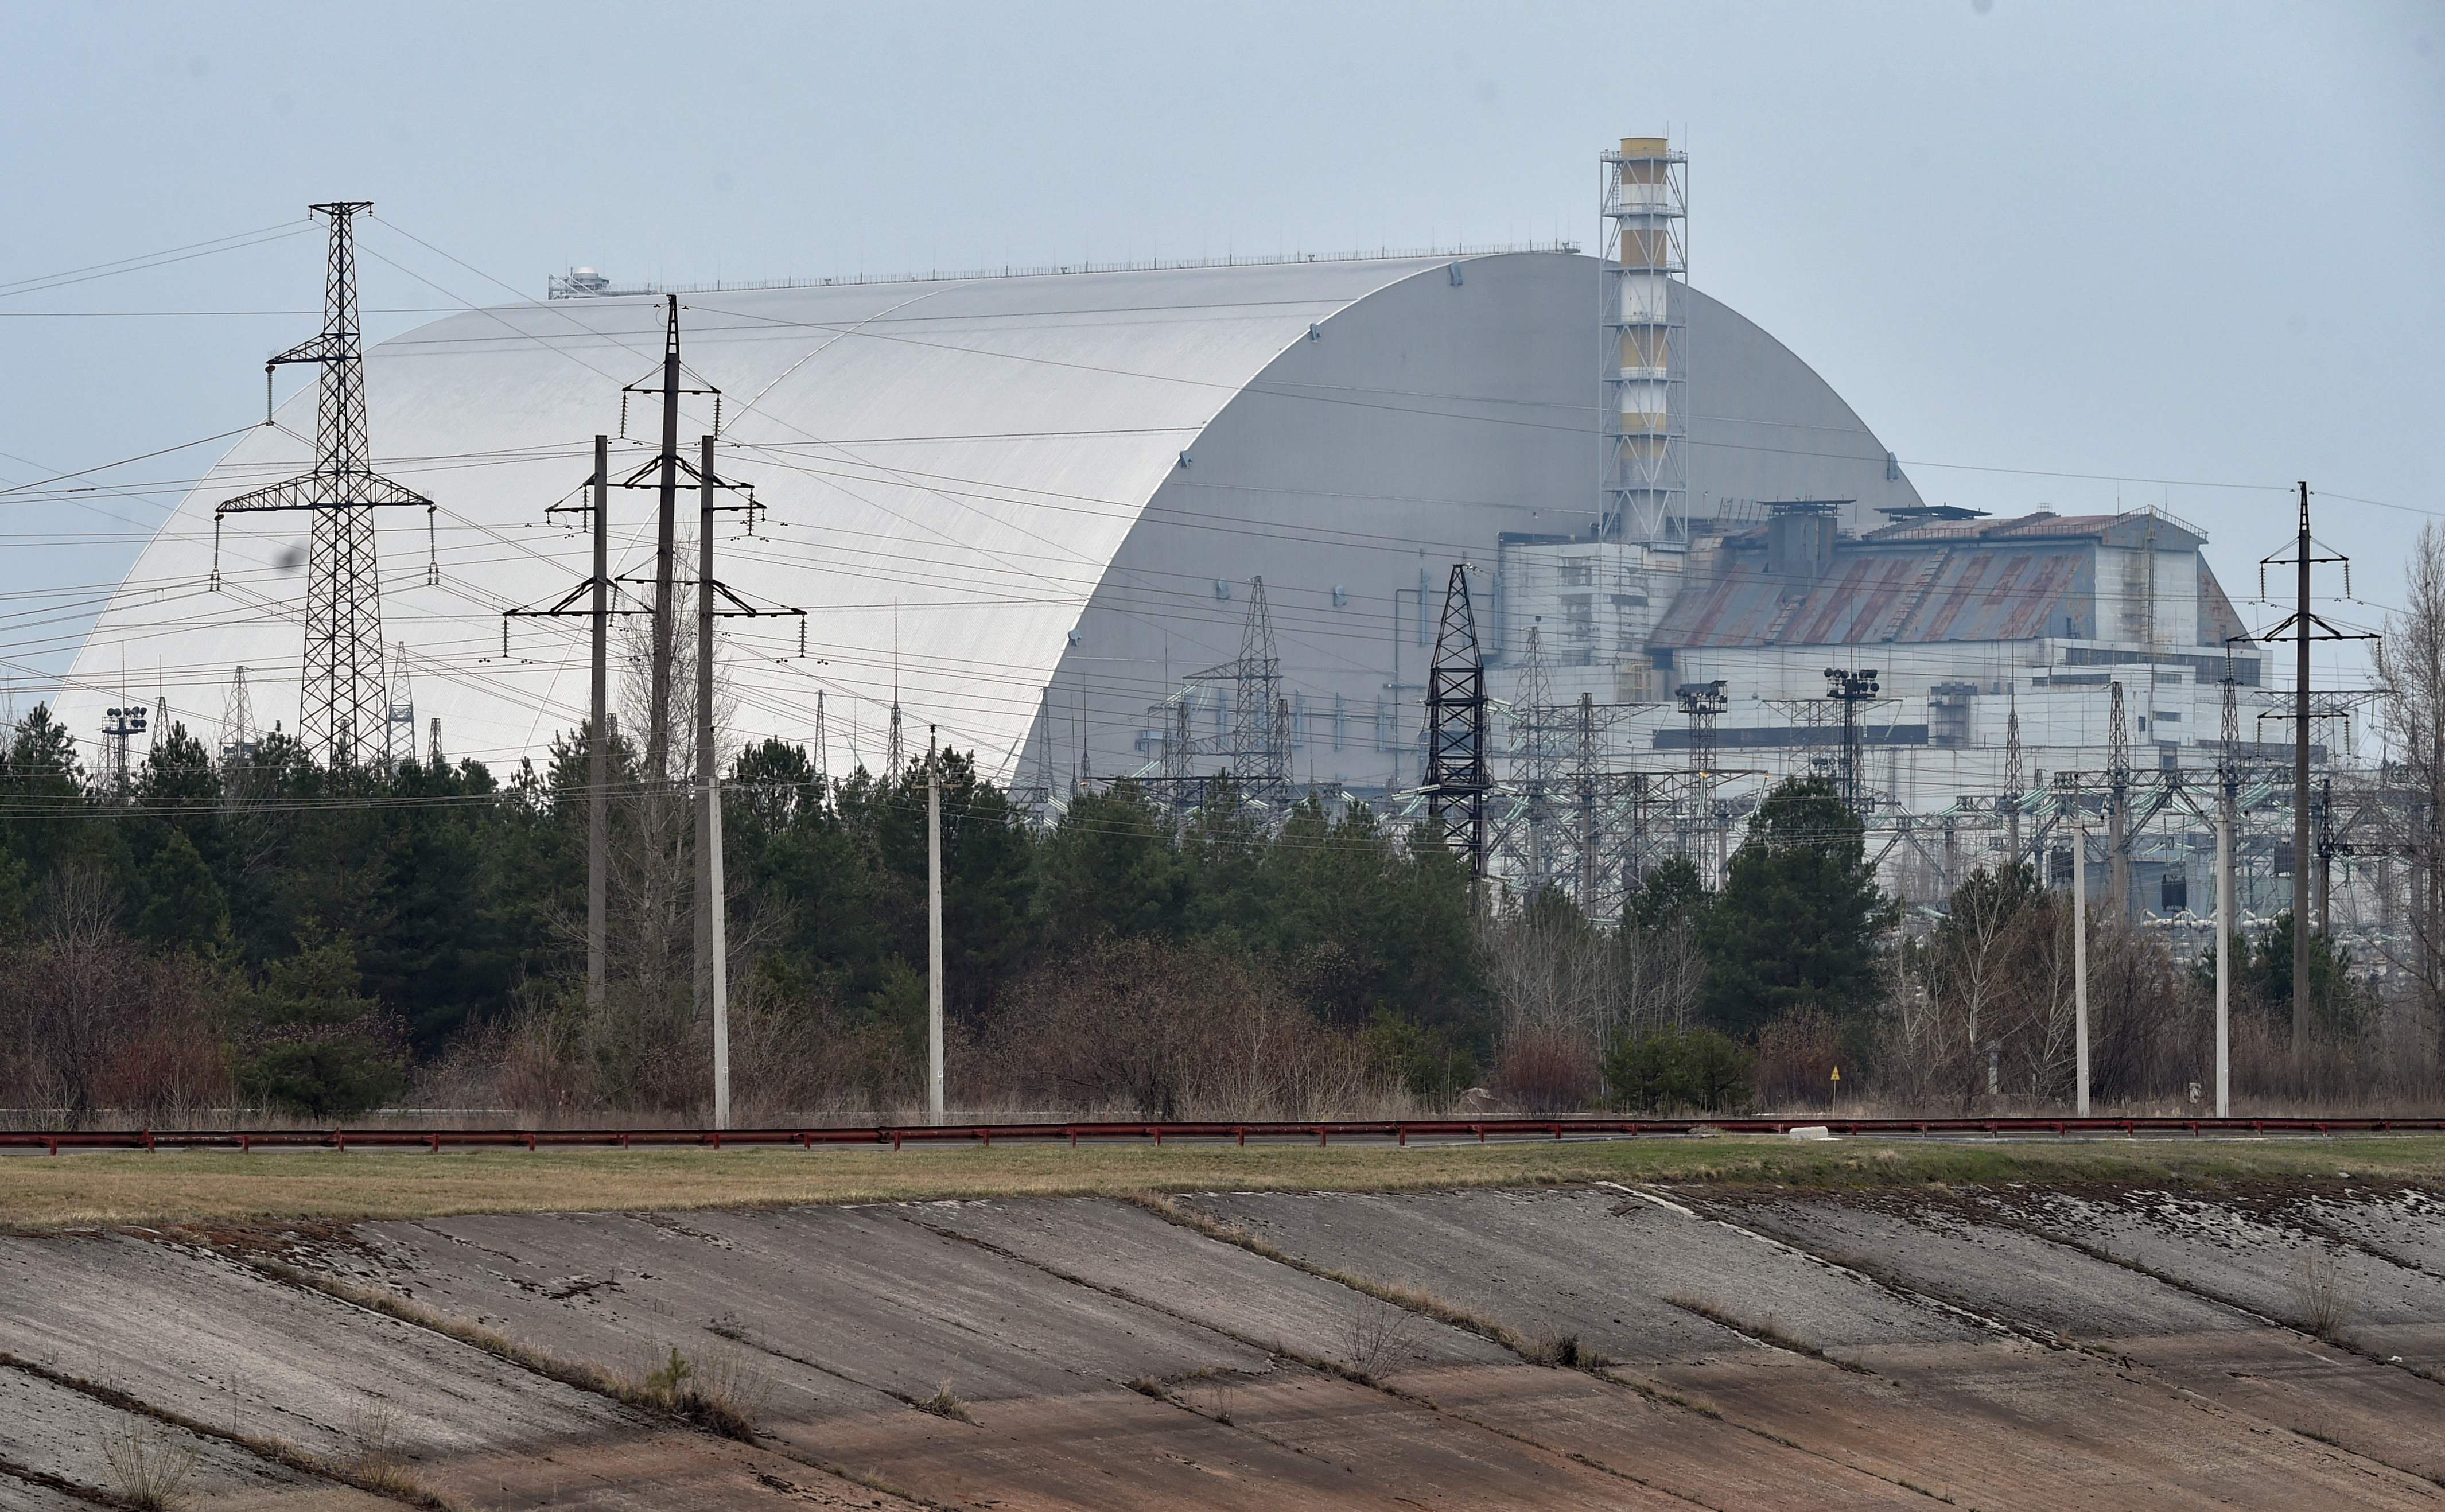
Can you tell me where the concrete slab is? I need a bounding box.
[1657,1347,2442,1512]
[312,1207,1457,1510]
[1709,1188,2445,1480]
[0,1231,625,1462]
[0,1233,918,1510]
[2305,1187,2445,1274]
[1198,1366,1682,1509]
[1183,1185,1981,1366]
[806,1387,1479,1511]
[1403,1363,1932,1510]
[332,1206,1270,1406]
[907,1196,1514,1378]
[1988,1187,2445,1369]
[0,1364,388,1510]
[1190,1186,2445,1509]
[1704,1188,2242,1341]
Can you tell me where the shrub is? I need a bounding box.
[1752,1006,1838,1109]
[1494,1025,1598,1113]
[1603,1025,1754,1113]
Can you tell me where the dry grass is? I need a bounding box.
[911,1382,973,1423]
[628,1343,773,1440]
[344,1400,413,1494]
[99,1418,199,1510]
[1342,1292,1424,1378]
[2291,1247,2360,1339]
[5,1135,2442,1231]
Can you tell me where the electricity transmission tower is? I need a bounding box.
[2252,482,2377,1051]
[219,666,259,764]
[215,203,432,768]
[1421,565,1488,883]
[384,642,416,767]
[1505,627,1566,889]
[1178,578,1290,807]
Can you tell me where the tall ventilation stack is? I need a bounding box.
[1600,137,1688,542]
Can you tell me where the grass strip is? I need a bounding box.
[2,1134,2437,1231]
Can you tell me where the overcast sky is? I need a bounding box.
[3,0,2438,709]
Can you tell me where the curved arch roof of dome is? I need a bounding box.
[60,252,1921,780]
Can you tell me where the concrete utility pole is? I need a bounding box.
[2215,801,2232,1117]
[2293,480,2312,1051]
[2072,814,2090,1117]
[647,296,682,783]
[587,434,609,1009]
[927,727,946,1124]
[695,435,730,1129]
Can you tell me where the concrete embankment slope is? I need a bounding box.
[3,1179,2442,1509]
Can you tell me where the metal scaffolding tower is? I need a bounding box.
[1422,564,1488,881]
[215,203,433,768]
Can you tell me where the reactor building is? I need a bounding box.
[59,139,2271,918]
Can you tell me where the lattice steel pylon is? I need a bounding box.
[1182,577,1291,806]
[216,204,431,769]
[219,666,259,764]
[1508,626,1566,889]
[1230,577,1290,800]
[2002,685,2025,869]
[1421,564,1488,880]
[383,640,416,768]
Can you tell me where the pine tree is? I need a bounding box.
[1698,778,1896,1037]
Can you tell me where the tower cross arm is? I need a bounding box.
[265,331,353,370]
[216,468,432,514]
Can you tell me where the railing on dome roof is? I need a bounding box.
[545,241,1582,299]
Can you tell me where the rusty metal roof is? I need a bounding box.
[1653,539,2090,649]
[1856,509,2204,550]
[1654,510,2241,651]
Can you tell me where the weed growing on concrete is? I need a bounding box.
[2292,1247,2359,1339]
[345,1400,414,1494]
[1521,1332,1582,1369]
[99,1419,199,1511]
[1343,1292,1422,1378]
[1185,1375,1238,1425]
[631,1343,773,1439]
[914,1382,974,1423]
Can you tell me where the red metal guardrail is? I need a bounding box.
[1,1115,2439,1155]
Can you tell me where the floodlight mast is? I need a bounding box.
[1824,667,1881,814]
